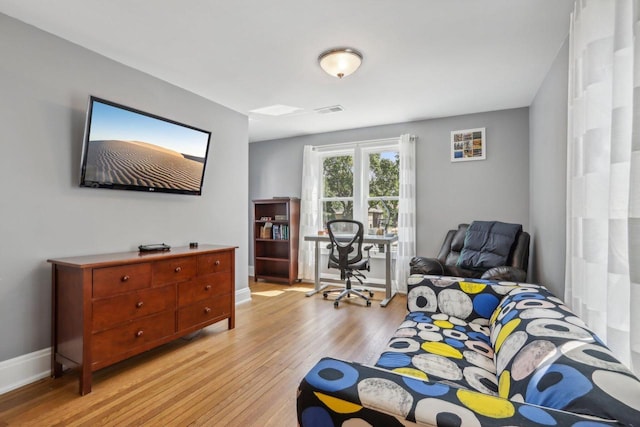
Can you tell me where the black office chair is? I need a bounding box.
[324,219,374,308]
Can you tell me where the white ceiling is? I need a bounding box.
[0,0,575,142]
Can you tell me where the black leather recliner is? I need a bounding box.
[409,223,530,282]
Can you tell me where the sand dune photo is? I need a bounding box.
[83,140,205,192]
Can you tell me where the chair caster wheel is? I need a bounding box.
[334,301,339,308]
[369,292,374,297]
[366,300,371,307]
[323,293,328,299]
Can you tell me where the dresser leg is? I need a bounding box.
[79,367,92,395]
[52,360,63,378]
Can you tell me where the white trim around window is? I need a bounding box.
[317,138,400,233]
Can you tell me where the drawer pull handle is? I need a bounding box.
[121,275,130,282]
[136,330,144,337]
[214,260,221,266]
[175,266,182,273]
[204,307,211,314]
[136,301,144,308]
[205,285,212,291]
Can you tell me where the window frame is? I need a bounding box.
[319,148,356,225]
[361,145,400,233]
[317,139,399,234]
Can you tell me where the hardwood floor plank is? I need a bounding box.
[0,280,406,426]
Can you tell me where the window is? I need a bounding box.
[366,149,399,235]
[321,152,354,225]
[319,141,399,235]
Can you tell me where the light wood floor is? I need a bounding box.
[0,280,407,426]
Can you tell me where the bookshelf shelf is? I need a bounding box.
[253,197,300,284]
[255,256,289,262]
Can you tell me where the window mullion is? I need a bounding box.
[353,147,365,224]
[317,154,324,229]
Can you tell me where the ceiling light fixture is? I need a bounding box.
[318,48,363,79]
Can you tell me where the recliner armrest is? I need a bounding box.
[409,256,445,275]
[481,266,527,282]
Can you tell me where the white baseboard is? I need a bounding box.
[236,286,252,304]
[0,287,253,396]
[0,348,51,395]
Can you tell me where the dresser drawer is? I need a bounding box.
[198,251,232,275]
[178,295,231,330]
[91,310,175,363]
[152,256,197,286]
[178,272,232,307]
[92,285,176,332]
[93,263,151,298]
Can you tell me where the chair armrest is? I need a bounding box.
[481,266,527,282]
[409,256,445,275]
[297,358,620,426]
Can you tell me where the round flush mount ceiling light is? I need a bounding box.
[318,48,363,79]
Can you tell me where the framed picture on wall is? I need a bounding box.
[451,127,486,162]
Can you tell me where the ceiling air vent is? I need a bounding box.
[314,105,344,115]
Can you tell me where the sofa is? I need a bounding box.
[297,275,640,426]
[410,222,530,282]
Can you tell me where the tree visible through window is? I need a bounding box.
[368,150,399,234]
[322,154,353,224]
[320,145,399,235]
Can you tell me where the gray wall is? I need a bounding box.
[529,38,570,297]
[249,108,530,266]
[0,14,249,362]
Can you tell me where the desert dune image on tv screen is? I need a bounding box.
[83,139,205,191]
[82,100,210,192]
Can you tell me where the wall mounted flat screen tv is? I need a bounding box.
[80,96,211,196]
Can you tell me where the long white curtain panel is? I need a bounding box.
[395,134,417,293]
[565,0,640,374]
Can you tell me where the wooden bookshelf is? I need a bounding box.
[253,197,300,284]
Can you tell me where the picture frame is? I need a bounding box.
[451,127,486,162]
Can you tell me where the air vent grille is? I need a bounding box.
[314,105,344,114]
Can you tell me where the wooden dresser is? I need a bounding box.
[48,244,236,395]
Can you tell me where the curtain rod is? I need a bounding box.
[312,136,402,151]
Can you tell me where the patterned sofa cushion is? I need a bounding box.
[490,284,640,425]
[299,357,632,427]
[375,311,499,395]
[406,275,516,322]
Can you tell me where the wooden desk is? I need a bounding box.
[304,234,398,307]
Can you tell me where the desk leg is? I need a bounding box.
[306,240,329,297]
[380,241,396,307]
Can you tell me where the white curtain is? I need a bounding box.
[395,134,417,293]
[566,0,640,374]
[299,145,320,281]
